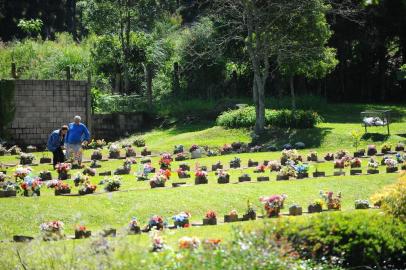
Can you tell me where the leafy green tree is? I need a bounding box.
[17,19,43,38]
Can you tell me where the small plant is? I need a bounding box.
[145,215,165,231]
[20,176,42,196]
[350,130,363,152]
[78,179,97,195]
[149,171,169,188]
[268,160,281,171]
[128,217,141,234]
[104,176,122,192]
[74,224,91,239]
[260,194,287,217]
[133,137,145,147]
[172,212,191,228]
[88,139,106,149]
[73,173,88,187]
[205,210,217,219]
[195,169,208,184]
[324,152,334,161]
[55,163,71,173]
[14,166,32,180]
[159,153,172,170]
[381,143,392,154]
[40,220,64,241]
[125,145,136,157]
[320,191,342,210]
[151,232,164,252]
[355,199,370,209]
[307,151,318,161]
[254,164,267,173]
[385,158,398,168]
[335,149,349,160]
[368,158,379,169]
[293,162,309,174]
[395,142,405,151]
[54,181,71,195]
[229,157,241,168]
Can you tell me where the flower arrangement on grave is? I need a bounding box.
[39,170,52,181]
[195,169,208,184]
[145,215,165,231]
[260,194,287,217]
[128,217,141,234]
[308,199,324,213]
[203,238,221,249]
[207,148,219,157]
[289,204,303,216]
[8,145,21,155]
[114,159,132,175]
[367,144,377,156]
[83,167,96,177]
[254,164,267,173]
[172,211,191,228]
[334,158,348,169]
[395,153,404,163]
[350,158,362,168]
[395,142,405,152]
[104,176,122,192]
[90,159,101,168]
[381,143,392,154]
[324,152,334,161]
[55,163,71,177]
[268,160,281,172]
[143,163,155,175]
[224,209,239,223]
[133,137,146,147]
[307,151,318,162]
[384,158,398,173]
[149,171,168,188]
[78,179,97,195]
[320,191,341,210]
[74,224,91,239]
[54,181,71,195]
[14,166,32,180]
[19,152,35,165]
[151,232,164,252]
[0,181,18,195]
[277,165,296,180]
[217,169,230,184]
[175,152,187,161]
[179,236,200,250]
[141,147,151,156]
[177,168,190,178]
[220,144,233,154]
[281,149,301,165]
[242,200,256,220]
[293,162,309,177]
[40,221,64,241]
[46,179,59,189]
[88,139,106,149]
[247,158,258,167]
[368,158,379,169]
[73,173,88,187]
[108,143,121,158]
[159,153,173,170]
[125,145,136,157]
[90,149,103,160]
[211,161,223,171]
[203,210,217,225]
[189,144,199,153]
[229,157,241,168]
[173,144,184,154]
[355,199,370,209]
[20,176,42,196]
[335,149,349,160]
[190,145,202,159]
[0,172,9,182]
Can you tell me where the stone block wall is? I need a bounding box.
[8,80,90,146]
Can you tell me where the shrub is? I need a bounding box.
[270,211,406,269]
[216,106,322,129]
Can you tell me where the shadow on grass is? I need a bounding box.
[258,127,332,148]
[165,121,217,136]
[362,133,390,142]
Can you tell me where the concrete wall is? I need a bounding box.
[8,80,90,146]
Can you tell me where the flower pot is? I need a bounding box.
[99,171,112,176]
[0,190,17,197]
[75,230,91,239]
[313,171,326,177]
[195,176,208,185]
[267,207,280,218]
[39,172,52,181]
[13,235,34,242]
[55,189,71,196]
[257,176,270,182]
[191,149,202,159]
[91,154,102,160]
[238,176,251,182]
[242,212,256,221]
[58,172,70,180]
[224,215,239,223]
[367,169,379,174]
[203,218,217,225]
[289,206,302,216]
[386,167,398,173]
[102,228,116,237]
[276,175,289,181]
[129,226,141,234]
[211,164,223,171]
[308,204,322,213]
[248,161,258,167]
[333,171,345,176]
[217,175,230,184]
[150,182,165,189]
[296,173,309,179]
[40,157,52,164]
[350,169,362,175]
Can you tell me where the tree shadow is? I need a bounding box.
[361,133,389,142]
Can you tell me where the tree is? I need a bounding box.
[17,18,43,38]
[212,0,334,133]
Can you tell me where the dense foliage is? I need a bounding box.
[216,107,322,129]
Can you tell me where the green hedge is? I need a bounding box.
[216,106,322,129]
[271,211,406,269]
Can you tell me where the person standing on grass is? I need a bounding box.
[47,125,68,168]
[65,115,90,165]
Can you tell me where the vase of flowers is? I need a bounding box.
[320,191,342,210]
[190,145,202,159]
[109,144,121,159]
[268,160,281,172]
[54,181,71,195]
[242,201,256,221]
[175,152,187,161]
[177,168,190,179]
[20,176,42,196]
[254,164,267,173]
[125,146,136,157]
[141,147,151,156]
[104,176,122,192]
[178,163,190,171]
[128,217,141,234]
[367,145,377,156]
[224,209,239,223]
[216,170,230,184]
[354,199,370,209]
[333,158,347,176]
[0,181,18,197]
[324,152,334,161]
[229,157,241,168]
[212,161,223,171]
[276,165,296,180]
[260,194,287,218]
[203,210,217,225]
[143,215,165,232]
[220,144,233,155]
[56,163,71,180]
[78,180,97,195]
[385,158,398,173]
[195,170,208,185]
[367,158,379,174]
[381,143,392,154]
[238,173,251,182]
[308,200,323,213]
[307,151,318,162]
[294,162,309,179]
[40,221,64,241]
[19,153,35,165]
[149,172,168,188]
[90,149,103,160]
[75,225,91,239]
[159,153,172,170]
[289,204,303,216]
[14,166,32,180]
[39,170,52,181]
[350,158,362,175]
[173,212,191,228]
[395,142,405,152]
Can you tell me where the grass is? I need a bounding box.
[0,102,405,268]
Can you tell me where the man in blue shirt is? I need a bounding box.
[47,125,68,168]
[65,115,90,165]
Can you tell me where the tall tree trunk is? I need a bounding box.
[144,64,153,108]
[66,0,77,40]
[254,75,265,134]
[290,76,296,110]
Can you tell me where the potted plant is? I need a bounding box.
[88,139,106,149]
[195,170,208,185]
[354,199,370,209]
[211,161,223,171]
[125,146,136,157]
[281,149,301,165]
[224,209,239,223]
[39,170,52,181]
[268,160,281,172]
[367,145,377,156]
[381,143,392,154]
[172,211,191,228]
[294,162,309,179]
[19,152,34,165]
[190,145,202,159]
[159,153,172,170]
[128,217,141,234]
[54,181,71,196]
[350,158,362,175]
[40,221,65,241]
[133,137,145,147]
[335,149,349,160]
[307,151,318,162]
[248,159,259,167]
[104,176,122,192]
[276,166,296,180]
[20,176,42,196]
[141,147,151,156]
[289,204,302,216]
[242,201,256,221]
[351,130,364,157]
[260,194,287,217]
[55,163,71,180]
[308,200,323,213]
[385,158,398,173]
[108,144,121,159]
[238,173,251,182]
[324,152,334,161]
[367,158,379,174]
[150,172,169,188]
[320,191,342,210]
[90,149,103,160]
[143,215,165,232]
[75,225,91,239]
[395,142,405,152]
[177,168,191,179]
[217,170,230,184]
[203,210,217,225]
[229,157,241,168]
[78,180,97,195]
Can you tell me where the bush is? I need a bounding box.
[216,106,322,129]
[270,211,406,269]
